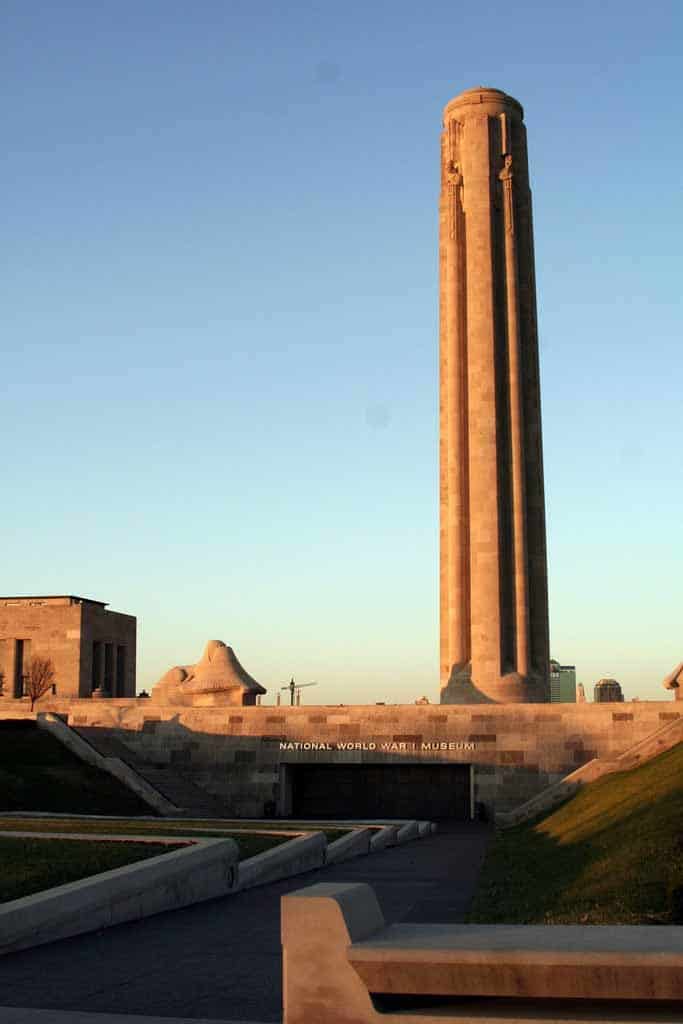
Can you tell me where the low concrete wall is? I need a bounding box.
[496,759,604,828]
[497,717,683,828]
[237,832,326,891]
[0,817,435,957]
[369,825,398,852]
[395,821,418,843]
[326,828,373,865]
[0,838,239,956]
[0,709,36,722]
[37,713,179,817]
[615,715,683,769]
[282,882,683,1024]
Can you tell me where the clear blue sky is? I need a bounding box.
[3,1,681,703]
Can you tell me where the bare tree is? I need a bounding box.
[24,656,55,711]
[0,667,4,697]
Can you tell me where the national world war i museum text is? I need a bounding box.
[439,88,549,705]
[1,89,680,824]
[0,595,136,699]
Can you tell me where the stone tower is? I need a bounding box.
[439,87,550,704]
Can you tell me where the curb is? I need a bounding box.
[0,838,238,957]
[369,825,399,851]
[236,832,326,890]
[325,827,374,865]
[0,820,432,954]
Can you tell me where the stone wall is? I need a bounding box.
[0,597,136,700]
[1,698,677,817]
[0,598,82,700]
[79,602,136,698]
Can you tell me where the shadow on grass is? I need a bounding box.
[470,782,683,925]
[0,836,181,903]
[0,720,152,816]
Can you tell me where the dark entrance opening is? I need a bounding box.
[289,763,471,820]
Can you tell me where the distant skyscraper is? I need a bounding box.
[549,659,577,703]
[439,87,550,704]
[593,678,624,703]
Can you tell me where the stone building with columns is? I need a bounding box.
[0,595,136,700]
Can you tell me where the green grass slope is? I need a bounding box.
[0,720,153,815]
[469,742,683,925]
[0,837,181,903]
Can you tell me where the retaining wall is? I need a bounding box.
[1,699,679,816]
[0,839,238,956]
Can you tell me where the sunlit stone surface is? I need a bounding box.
[439,87,550,704]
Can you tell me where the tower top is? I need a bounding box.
[443,87,523,122]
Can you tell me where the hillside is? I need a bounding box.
[0,719,153,815]
[469,742,683,924]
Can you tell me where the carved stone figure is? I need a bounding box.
[151,640,267,706]
[446,159,462,187]
[498,152,513,180]
[663,662,683,699]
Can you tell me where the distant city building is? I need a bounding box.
[549,659,577,703]
[0,596,136,700]
[593,677,624,703]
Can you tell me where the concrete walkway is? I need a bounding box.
[0,823,491,1023]
[0,1012,252,1024]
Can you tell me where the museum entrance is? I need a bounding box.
[287,762,471,820]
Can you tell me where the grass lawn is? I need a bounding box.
[0,829,296,904]
[469,742,683,925]
[0,818,308,862]
[0,836,182,904]
[228,833,291,858]
[0,720,152,816]
[0,816,349,844]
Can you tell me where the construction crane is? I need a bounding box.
[280,677,318,706]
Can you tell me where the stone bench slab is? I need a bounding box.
[349,922,683,1001]
[282,882,683,1023]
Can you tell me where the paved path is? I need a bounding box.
[0,823,491,1023]
[0,1012,248,1024]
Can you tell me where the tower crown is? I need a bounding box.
[443,87,523,122]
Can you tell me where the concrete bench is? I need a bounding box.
[281,882,683,1023]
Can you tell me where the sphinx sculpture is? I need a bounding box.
[151,640,267,706]
[662,662,683,700]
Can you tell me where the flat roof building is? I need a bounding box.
[0,595,136,701]
[549,660,577,703]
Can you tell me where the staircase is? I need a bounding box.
[496,715,683,829]
[74,726,226,818]
[129,766,226,818]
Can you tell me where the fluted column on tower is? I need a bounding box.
[439,87,550,704]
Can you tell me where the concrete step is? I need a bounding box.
[135,767,226,817]
[74,728,145,766]
[73,726,222,817]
